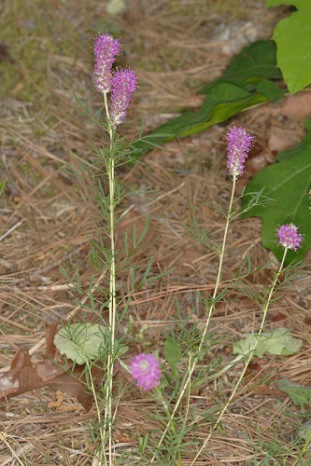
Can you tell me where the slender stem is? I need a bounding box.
[103,92,110,122]
[102,91,117,464]
[205,353,244,382]
[85,359,106,460]
[155,389,182,465]
[199,176,236,347]
[189,248,288,465]
[150,177,237,463]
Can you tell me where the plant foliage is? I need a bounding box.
[266,0,311,93]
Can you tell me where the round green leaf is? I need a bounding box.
[54,323,107,365]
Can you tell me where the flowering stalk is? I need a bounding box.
[129,354,181,464]
[190,224,303,465]
[151,126,254,463]
[104,121,117,465]
[92,33,137,464]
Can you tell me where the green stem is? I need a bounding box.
[150,177,237,464]
[103,91,117,464]
[199,176,236,348]
[85,359,106,460]
[205,353,244,382]
[155,388,182,465]
[189,248,288,465]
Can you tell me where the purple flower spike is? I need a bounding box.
[277,224,303,251]
[93,33,120,94]
[110,69,137,126]
[130,353,161,391]
[226,126,254,178]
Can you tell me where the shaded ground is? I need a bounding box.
[1,0,310,464]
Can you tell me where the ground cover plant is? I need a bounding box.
[0,1,311,465]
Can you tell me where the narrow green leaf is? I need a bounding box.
[164,336,182,377]
[140,257,154,285]
[0,179,7,196]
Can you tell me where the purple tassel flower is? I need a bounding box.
[93,33,120,94]
[226,126,254,178]
[130,353,161,391]
[277,224,303,251]
[110,69,137,126]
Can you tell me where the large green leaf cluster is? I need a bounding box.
[130,40,283,160]
[129,24,311,262]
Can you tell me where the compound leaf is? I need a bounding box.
[164,336,182,378]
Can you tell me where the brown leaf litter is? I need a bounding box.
[0,0,310,464]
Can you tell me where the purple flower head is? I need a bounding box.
[277,224,303,251]
[93,33,120,94]
[110,68,137,126]
[226,126,254,178]
[130,353,161,391]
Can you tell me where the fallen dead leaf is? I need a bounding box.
[0,324,105,410]
[270,312,287,323]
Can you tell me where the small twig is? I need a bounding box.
[0,433,26,466]
[0,219,25,242]
[0,270,107,373]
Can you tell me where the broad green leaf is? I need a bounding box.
[266,0,310,9]
[256,79,284,102]
[242,119,311,264]
[266,0,311,93]
[233,328,302,358]
[130,40,282,160]
[54,323,107,365]
[278,378,311,408]
[131,83,267,160]
[200,40,281,93]
[164,336,182,378]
